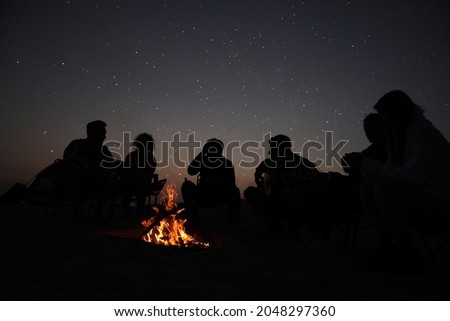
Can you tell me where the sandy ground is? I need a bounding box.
[1,201,450,301]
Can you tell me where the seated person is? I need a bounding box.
[316,113,388,239]
[244,134,320,238]
[181,138,240,224]
[342,113,387,177]
[348,90,450,271]
[62,120,120,216]
[121,133,158,218]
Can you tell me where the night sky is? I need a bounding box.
[1,0,450,196]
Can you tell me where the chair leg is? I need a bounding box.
[152,193,159,206]
[149,194,154,207]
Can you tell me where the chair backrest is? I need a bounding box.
[27,159,68,202]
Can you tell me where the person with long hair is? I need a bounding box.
[121,133,157,218]
[349,90,450,271]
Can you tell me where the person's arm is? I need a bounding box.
[254,159,268,187]
[101,145,121,169]
[187,152,202,176]
[361,120,440,186]
[342,152,362,175]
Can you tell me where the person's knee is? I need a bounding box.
[243,186,258,200]
[372,176,402,200]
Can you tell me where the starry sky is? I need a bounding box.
[1,0,450,196]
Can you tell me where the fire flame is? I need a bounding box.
[164,183,178,212]
[140,183,210,248]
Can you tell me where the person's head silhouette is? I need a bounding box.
[203,138,224,157]
[268,134,292,160]
[374,90,424,165]
[133,133,154,153]
[86,120,107,145]
[363,113,384,144]
[374,90,424,132]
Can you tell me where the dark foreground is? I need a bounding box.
[1,201,449,300]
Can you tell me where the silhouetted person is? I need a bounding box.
[347,90,450,272]
[244,134,320,238]
[181,138,240,223]
[315,113,388,242]
[342,113,387,176]
[63,120,119,217]
[121,133,157,218]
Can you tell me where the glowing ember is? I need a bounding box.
[140,184,210,248]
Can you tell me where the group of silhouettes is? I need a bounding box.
[60,90,450,272]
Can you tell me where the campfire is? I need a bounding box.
[140,183,210,249]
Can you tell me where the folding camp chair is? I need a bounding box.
[121,176,167,218]
[148,178,167,207]
[41,159,97,217]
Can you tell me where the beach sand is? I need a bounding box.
[1,201,449,300]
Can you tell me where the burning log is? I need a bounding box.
[138,182,181,239]
[138,206,179,240]
[139,183,210,249]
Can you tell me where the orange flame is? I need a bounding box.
[140,184,210,248]
[141,208,209,248]
[164,183,178,212]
